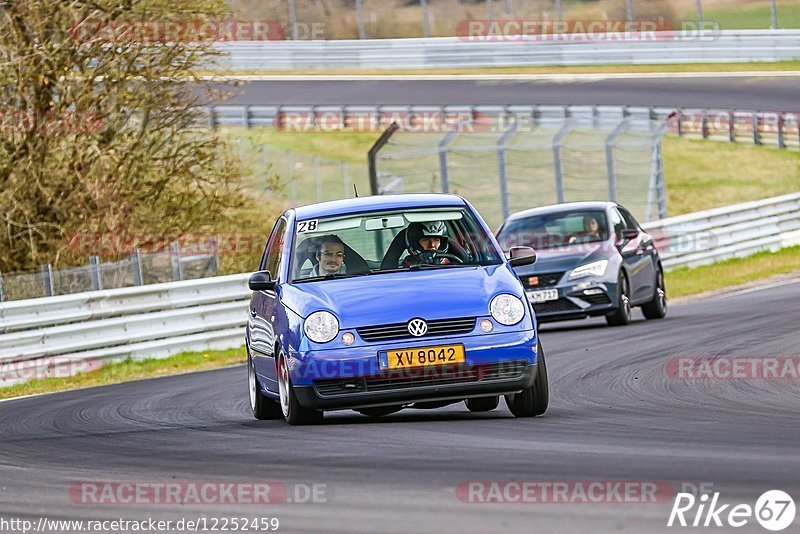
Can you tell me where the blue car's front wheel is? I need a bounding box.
[277,352,324,426]
[249,353,282,420]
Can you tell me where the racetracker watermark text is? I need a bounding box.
[666,356,800,380]
[456,480,674,503]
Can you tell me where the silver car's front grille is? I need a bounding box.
[356,317,476,343]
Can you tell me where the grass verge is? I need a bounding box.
[204,61,800,77]
[666,245,800,298]
[0,347,246,401]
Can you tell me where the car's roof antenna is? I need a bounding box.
[353,184,359,198]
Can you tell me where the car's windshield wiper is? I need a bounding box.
[416,263,473,270]
[293,272,369,283]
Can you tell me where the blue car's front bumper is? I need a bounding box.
[287,328,537,411]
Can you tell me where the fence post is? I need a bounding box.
[342,161,350,199]
[696,0,703,25]
[497,120,519,221]
[287,150,297,203]
[356,0,366,39]
[605,118,630,204]
[770,0,778,29]
[677,109,683,137]
[288,0,298,40]
[555,0,562,20]
[313,155,322,201]
[437,129,460,194]
[487,0,495,20]
[131,248,144,286]
[752,113,761,145]
[210,235,220,276]
[0,271,4,302]
[777,113,785,149]
[626,0,634,22]
[170,242,183,281]
[729,110,736,142]
[41,264,54,297]
[89,255,102,291]
[552,120,573,204]
[420,0,431,37]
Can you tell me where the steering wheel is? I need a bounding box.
[419,251,464,264]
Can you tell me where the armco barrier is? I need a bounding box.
[215,30,800,70]
[1,193,799,386]
[641,192,800,269]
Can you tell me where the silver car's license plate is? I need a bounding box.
[527,289,559,304]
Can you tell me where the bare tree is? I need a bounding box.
[0,0,254,271]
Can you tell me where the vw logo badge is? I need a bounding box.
[407,318,428,337]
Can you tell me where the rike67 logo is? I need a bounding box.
[668,489,796,531]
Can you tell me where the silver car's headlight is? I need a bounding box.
[490,294,525,326]
[304,311,339,343]
[568,260,609,280]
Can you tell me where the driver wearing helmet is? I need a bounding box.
[402,221,452,267]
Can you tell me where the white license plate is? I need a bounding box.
[527,289,559,304]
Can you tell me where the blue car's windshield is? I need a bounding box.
[291,207,502,282]
[497,209,610,250]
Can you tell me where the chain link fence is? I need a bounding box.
[0,245,218,303]
[373,106,667,229]
[231,137,371,206]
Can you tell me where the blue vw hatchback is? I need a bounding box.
[246,194,547,424]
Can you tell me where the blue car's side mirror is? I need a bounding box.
[249,270,277,291]
[506,246,537,267]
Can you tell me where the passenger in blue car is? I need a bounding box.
[402,221,452,267]
[310,235,347,276]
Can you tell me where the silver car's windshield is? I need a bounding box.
[497,209,610,250]
[290,207,502,282]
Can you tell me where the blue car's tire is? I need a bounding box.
[465,396,500,412]
[249,353,282,420]
[277,353,323,426]
[606,271,632,326]
[505,343,549,418]
[642,268,668,320]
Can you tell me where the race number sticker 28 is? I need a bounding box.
[297,220,318,233]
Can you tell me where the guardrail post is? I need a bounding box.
[752,113,761,145]
[89,255,102,291]
[777,113,785,149]
[41,264,54,297]
[243,105,251,129]
[677,110,683,137]
[131,248,144,286]
[208,107,217,131]
[170,242,183,281]
[701,111,709,139]
[729,110,736,142]
[0,271,5,302]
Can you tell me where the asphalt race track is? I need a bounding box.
[1,280,799,533]
[214,74,800,110]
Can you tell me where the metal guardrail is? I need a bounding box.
[215,30,800,70]
[1,193,798,386]
[641,192,800,269]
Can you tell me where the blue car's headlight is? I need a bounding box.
[304,311,339,343]
[568,260,609,280]
[490,294,525,326]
